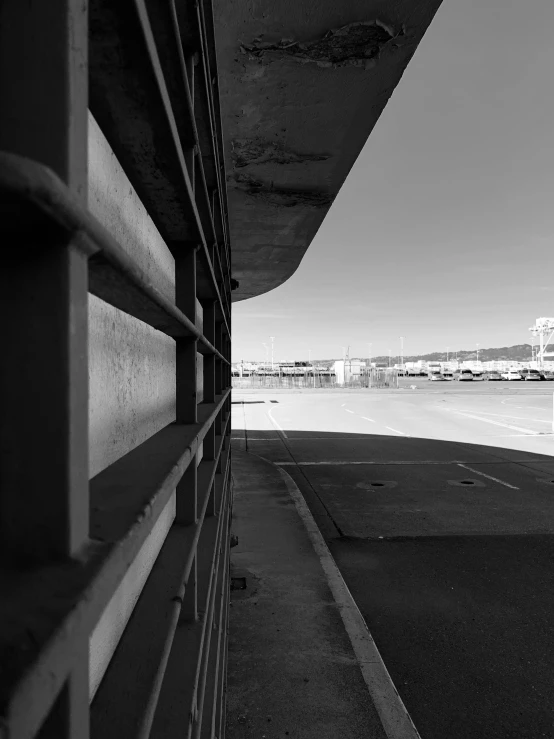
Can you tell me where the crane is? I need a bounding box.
[529,317,554,367]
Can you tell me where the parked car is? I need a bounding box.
[442,372,454,380]
[454,369,474,381]
[472,371,485,381]
[485,371,503,381]
[542,371,554,380]
[429,372,447,381]
[519,369,542,381]
[501,370,523,380]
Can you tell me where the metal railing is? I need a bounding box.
[0,1,232,737]
[232,369,399,390]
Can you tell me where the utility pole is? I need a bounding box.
[447,346,449,362]
[476,343,480,364]
[399,336,404,368]
[388,348,392,368]
[368,343,372,389]
[270,336,275,372]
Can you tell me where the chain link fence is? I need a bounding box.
[232,368,398,390]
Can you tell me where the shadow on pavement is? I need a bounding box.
[236,428,554,739]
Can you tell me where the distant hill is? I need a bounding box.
[311,344,534,366]
[386,344,533,364]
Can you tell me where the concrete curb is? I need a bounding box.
[257,454,422,739]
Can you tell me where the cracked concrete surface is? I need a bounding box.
[239,20,403,70]
[232,173,335,209]
[214,0,444,300]
[232,138,330,168]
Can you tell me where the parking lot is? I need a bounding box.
[232,383,554,738]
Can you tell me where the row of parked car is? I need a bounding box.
[427,368,554,381]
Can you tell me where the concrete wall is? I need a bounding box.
[88,113,176,479]
[87,113,177,696]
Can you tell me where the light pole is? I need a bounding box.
[270,336,275,372]
[262,343,269,385]
[446,346,449,362]
[399,336,404,368]
[368,343,372,388]
[388,348,392,368]
[476,343,480,364]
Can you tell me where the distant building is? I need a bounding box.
[334,359,366,385]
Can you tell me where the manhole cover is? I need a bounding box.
[448,478,485,488]
[356,481,398,490]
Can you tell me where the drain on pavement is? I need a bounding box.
[356,480,398,490]
[448,478,485,488]
[231,577,247,591]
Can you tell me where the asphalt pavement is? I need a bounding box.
[232,382,554,738]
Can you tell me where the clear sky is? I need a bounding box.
[232,0,554,363]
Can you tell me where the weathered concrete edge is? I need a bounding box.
[257,454,422,739]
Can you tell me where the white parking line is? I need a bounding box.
[274,460,462,466]
[457,463,519,489]
[444,409,539,435]
[267,407,288,439]
[362,416,376,422]
[345,409,355,414]
[501,397,550,411]
[448,408,551,424]
[486,433,554,438]
[385,426,408,436]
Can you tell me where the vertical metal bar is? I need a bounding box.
[0,0,88,204]
[207,479,217,518]
[204,348,216,402]
[214,309,223,452]
[0,0,89,562]
[176,247,199,424]
[202,301,216,404]
[194,0,231,261]
[176,453,198,526]
[215,323,224,397]
[185,52,196,194]
[1,245,90,561]
[39,641,90,739]
[177,459,198,622]
[174,243,200,624]
[176,339,199,424]
[0,4,91,736]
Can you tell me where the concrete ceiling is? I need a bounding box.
[214,0,443,302]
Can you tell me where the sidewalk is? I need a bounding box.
[226,448,388,739]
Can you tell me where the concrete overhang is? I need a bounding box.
[214,0,442,302]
